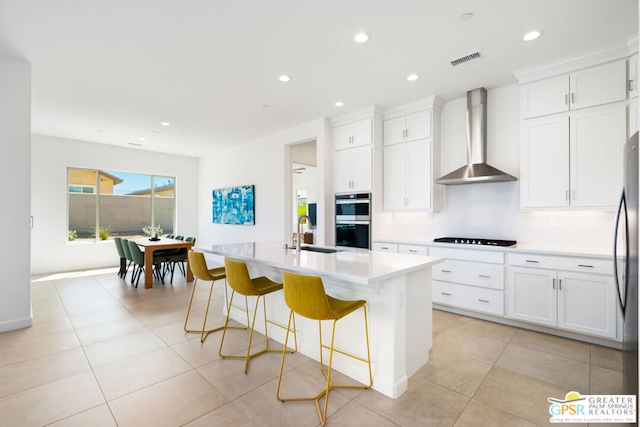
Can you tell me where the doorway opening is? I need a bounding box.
[288,140,317,247]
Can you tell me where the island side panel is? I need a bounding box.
[404,267,432,377]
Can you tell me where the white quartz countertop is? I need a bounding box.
[199,242,443,285]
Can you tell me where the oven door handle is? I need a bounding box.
[336,220,371,225]
[336,200,370,205]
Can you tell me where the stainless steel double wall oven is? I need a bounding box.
[335,193,371,249]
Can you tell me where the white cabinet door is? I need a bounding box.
[332,124,353,151]
[351,145,372,192]
[383,116,407,146]
[405,110,431,142]
[557,271,617,339]
[335,141,372,194]
[383,143,406,209]
[569,60,627,110]
[333,118,372,151]
[383,139,431,210]
[569,103,626,208]
[351,118,373,148]
[521,114,570,208]
[405,140,430,209]
[335,150,354,193]
[521,75,569,119]
[508,267,557,327]
[384,110,431,146]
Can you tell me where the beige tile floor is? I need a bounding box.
[0,267,625,426]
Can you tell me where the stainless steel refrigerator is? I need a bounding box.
[614,131,639,397]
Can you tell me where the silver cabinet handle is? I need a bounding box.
[441,292,451,296]
[441,269,451,273]
[571,92,575,104]
[565,190,569,201]
[565,94,569,105]
[571,190,576,201]
[559,279,562,290]
[578,264,594,268]
[630,80,635,92]
[478,299,490,303]
[409,249,418,253]
[478,274,490,278]
[380,246,389,250]
[552,278,556,289]
[525,260,539,263]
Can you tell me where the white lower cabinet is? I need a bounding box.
[371,242,398,252]
[507,254,618,340]
[431,247,505,316]
[398,243,428,255]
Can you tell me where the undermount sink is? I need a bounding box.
[299,246,342,254]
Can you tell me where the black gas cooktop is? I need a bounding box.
[434,237,517,247]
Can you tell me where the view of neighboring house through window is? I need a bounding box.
[68,168,175,241]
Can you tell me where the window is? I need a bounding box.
[67,168,175,241]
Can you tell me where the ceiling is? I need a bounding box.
[0,1,637,157]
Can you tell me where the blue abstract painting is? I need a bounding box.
[212,185,255,225]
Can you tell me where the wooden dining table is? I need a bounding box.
[131,237,195,289]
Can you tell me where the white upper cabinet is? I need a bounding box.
[384,139,431,210]
[382,96,442,211]
[520,59,627,119]
[332,118,372,151]
[569,104,626,208]
[335,145,372,193]
[521,103,626,209]
[383,110,431,146]
[520,113,570,208]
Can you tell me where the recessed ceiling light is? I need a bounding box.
[279,74,291,82]
[160,121,171,127]
[138,137,146,141]
[407,74,419,82]
[335,101,344,107]
[354,32,370,43]
[523,30,541,41]
[460,12,474,21]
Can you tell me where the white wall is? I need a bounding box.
[373,84,616,253]
[198,118,331,248]
[0,56,32,331]
[31,135,199,274]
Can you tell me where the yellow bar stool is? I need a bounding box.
[184,251,249,343]
[276,271,372,426]
[218,258,297,373]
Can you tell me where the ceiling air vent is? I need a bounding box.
[450,51,482,67]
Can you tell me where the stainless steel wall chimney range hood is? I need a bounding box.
[436,87,516,185]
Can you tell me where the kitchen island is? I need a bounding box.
[199,241,443,398]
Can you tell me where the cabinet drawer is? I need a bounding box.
[433,260,505,290]
[433,281,504,316]
[398,244,428,256]
[372,242,398,252]
[508,253,612,275]
[429,246,504,264]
